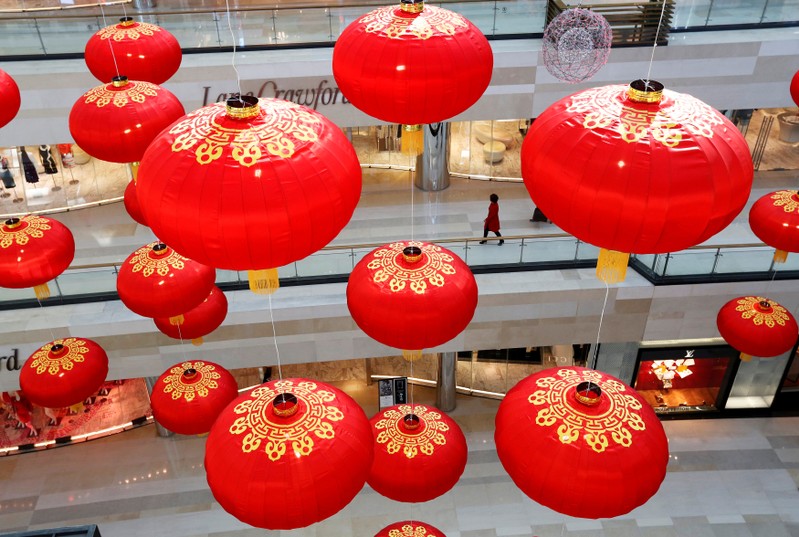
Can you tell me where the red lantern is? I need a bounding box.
[150,360,238,435]
[368,404,466,503]
[19,338,109,408]
[495,367,669,519]
[791,70,799,107]
[749,190,799,263]
[375,521,446,537]
[717,296,798,361]
[205,378,373,529]
[153,285,228,345]
[0,68,21,129]
[522,80,753,283]
[69,76,184,164]
[0,215,75,300]
[84,17,181,85]
[116,241,216,324]
[333,1,492,126]
[123,180,148,226]
[347,241,477,360]
[136,96,361,294]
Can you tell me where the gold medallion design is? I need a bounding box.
[771,190,799,214]
[30,338,88,375]
[128,243,186,277]
[375,404,448,458]
[388,524,435,537]
[527,368,645,453]
[567,85,723,147]
[82,80,159,108]
[0,216,50,249]
[361,5,469,40]
[228,380,343,460]
[735,296,789,327]
[170,99,321,166]
[368,241,454,294]
[161,361,220,402]
[99,21,160,41]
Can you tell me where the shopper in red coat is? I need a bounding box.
[480,193,503,245]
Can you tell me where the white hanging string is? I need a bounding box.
[224,0,243,99]
[268,293,284,381]
[590,280,610,369]
[644,0,669,86]
[98,2,122,79]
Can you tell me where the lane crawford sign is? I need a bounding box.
[202,77,351,110]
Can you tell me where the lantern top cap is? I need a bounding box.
[627,79,664,104]
[574,380,602,406]
[182,367,198,379]
[400,0,425,13]
[118,16,135,26]
[112,76,129,88]
[50,343,66,355]
[272,392,299,418]
[152,242,169,255]
[756,299,773,311]
[3,217,21,229]
[226,95,260,120]
[402,245,423,264]
[402,413,421,430]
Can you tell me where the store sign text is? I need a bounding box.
[0,348,20,372]
[202,79,350,110]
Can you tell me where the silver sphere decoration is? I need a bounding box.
[543,8,612,84]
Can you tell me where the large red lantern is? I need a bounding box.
[19,338,109,408]
[495,367,668,519]
[717,296,798,361]
[116,241,216,324]
[0,215,75,300]
[749,190,799,263]
[368,404,466,503]
[0,68,21,129]
[333,1,492,125]
[123,180,148,226]
[154,285,228,345]
[136,96,362,294]
[375,521,446,537]
[522,80,753,283]
[84,17,182,85]
[347,241,477,360]
[149,360,238,435]
[69,76,184,164]
[205,378,373,529]
[791,70,799,107]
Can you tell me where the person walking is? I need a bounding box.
[480,193,503,245]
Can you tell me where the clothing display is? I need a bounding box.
[39,144,58,174]
[0,156,15,188]
[19,146,38,184]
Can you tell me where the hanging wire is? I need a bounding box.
[98,2,122,79]
[644,0,669,86]
[589,280,610,370]
[174,316,190,364]
[224,0,243,99]
[268,293,284,381]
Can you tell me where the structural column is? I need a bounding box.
[144,376,173,437]
[436,351,457,412]
[414,122,450,191]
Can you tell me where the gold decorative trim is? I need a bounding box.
[388,524,436,537]
[367,241,454,294]
[0,215,51,249]
[735,296,790,328]
[30,338,89,376]
[82,80,160,109]
[374,404,448,458]
[161,361,221,402]
[98,20,161,41]
[361,5,469,40]
[170,99,322,166]
[228,380,343,460]
[527,368,645,453]
[770,190,799,214]
[127,242,186,278]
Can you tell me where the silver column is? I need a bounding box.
[436,352,457,412]
[414,123,450,191]
[144,376,174,437]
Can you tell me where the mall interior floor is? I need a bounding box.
[0,380,797,537]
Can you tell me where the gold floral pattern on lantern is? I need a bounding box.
[127,243,185,277]
[527,368,646,453]
[367,241,455,294]
[771,190,799,213]
[375,404,448,458]
[30,338,89,375]
[170,99,322,166]
[229,380,343,460]
[735,296,790,328]
[0,215,50,249]
[568,85,722,147]
[388,524,436,537]
[98,21,160,41]
[82,81,159,108]
[362,5,468,40]
[162,361,220,402]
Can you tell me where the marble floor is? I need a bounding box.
[0,380,797,537]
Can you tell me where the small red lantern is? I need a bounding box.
[205,378,373,529]
[123,180,148,226]
[522,80,753,283]
[84,17,182,85]
[368,404,466,503]
[333,1,492,126]
[347,241,477,360]
[495,367,669,519]
[0,215,75,300]
[116,241,216,324]
[154,285,228,345]
[149,360,238,435]
[69,76,184,164]
[717,296,798,361]
[375,521,446,537]
[136,96,361,294]
[0,68,21,129]
[19,338,109,408]
[791,70,799,107]
[749,190,799,263]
